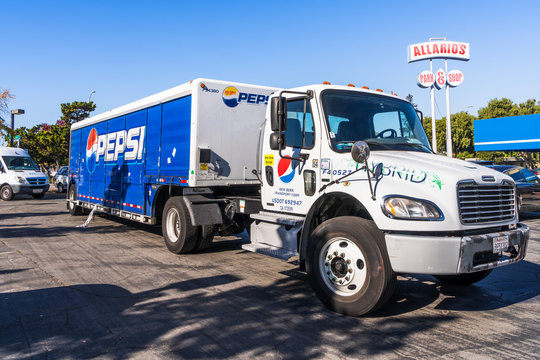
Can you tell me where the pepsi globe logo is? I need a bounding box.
[86,128,99,173]
[222,86,240,108]
[278,157,296,183]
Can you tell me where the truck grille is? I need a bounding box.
[458,182,516,224]
[27,177,48,185]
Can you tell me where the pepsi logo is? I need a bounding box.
[222,86,269,108]
[86,128,99,173]
[277,157,296,183]
[222,86,240,108]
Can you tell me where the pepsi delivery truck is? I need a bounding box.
[68,79,529,316]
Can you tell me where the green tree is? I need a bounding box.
[477,98,518,119]
[422,112,474,157]
[60,101,95,125]
[422,116,446,153]
[451,112,475,157]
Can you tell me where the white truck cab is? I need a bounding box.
[0,147,49,201]
[250,84,529,315]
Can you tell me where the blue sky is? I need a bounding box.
[1,0,539,131]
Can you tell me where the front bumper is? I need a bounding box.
[11,183,50,195]
[385,223,529,275]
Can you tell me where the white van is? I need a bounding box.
[0,147,50,201]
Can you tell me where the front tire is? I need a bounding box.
[162,197,198,254]
[1,185,14,201]
[306,216,396,316]
[434,270,492,286]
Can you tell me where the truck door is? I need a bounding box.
[262,97,320,215]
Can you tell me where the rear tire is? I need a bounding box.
[193,225,215,252]
[306,216,396,316]
[67,185,83,215]
[1,185,14,201]
[434,270,492,286]
[162,197,198,254]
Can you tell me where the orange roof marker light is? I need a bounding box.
[347,84,355,87]
[323,81,331,85]
[376,89,383,92]
[362,86,369,89]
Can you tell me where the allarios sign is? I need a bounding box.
[408,41,470,63]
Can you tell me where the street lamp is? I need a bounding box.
[10,109,25,147]
[88,90,96,103]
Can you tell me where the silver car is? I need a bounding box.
[54,166,69,193]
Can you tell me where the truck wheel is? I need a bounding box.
[193,225,215,252]
[32,193,45,199]
[1,185,14,201]
[67,186,83,216]
[434,270,492,286]
[162,197,198,254]
[306,216,396,316]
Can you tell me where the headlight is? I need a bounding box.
[383,197,442,220]
[16,176,28,184]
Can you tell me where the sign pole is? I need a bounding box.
[430,59,437,152]
[445,59,452,157]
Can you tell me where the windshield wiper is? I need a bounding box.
[393,142,432,153]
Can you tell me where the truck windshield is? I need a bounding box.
[321,90,432,153]
[2,156,39,171]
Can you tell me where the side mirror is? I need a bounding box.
[351,141,370,164]
[270,96,287,132]
[416,109,423,122]
[270,132,286,150]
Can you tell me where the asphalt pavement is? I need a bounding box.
[1,192,539,359]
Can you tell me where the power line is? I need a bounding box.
[434,96,444,119]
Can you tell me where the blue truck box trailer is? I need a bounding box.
[68,79,277,226]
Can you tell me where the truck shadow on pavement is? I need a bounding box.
[0,275,453,359]
[2,260,540,359]
[371,259,540,316]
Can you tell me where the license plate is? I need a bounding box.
[33,189,42,194]
[493,235,509,253]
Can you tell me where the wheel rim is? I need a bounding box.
[2,187,10,199]
[319,237,367,296]
[58,184,63,192]
[165,208,180,243]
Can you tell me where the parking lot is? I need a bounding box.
[1,193,539,359]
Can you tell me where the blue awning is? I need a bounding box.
[474,114,540,151]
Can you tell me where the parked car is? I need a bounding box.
[54,166,69,193]
[488,165,540,212]
[533,168,540,176]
